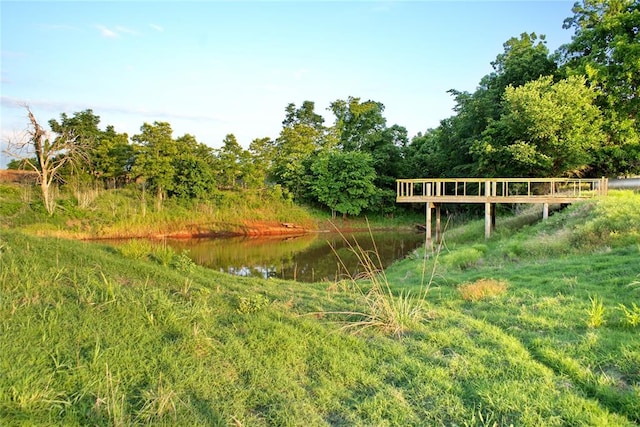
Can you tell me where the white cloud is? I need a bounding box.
[96,25,118,38]
[149,24,164,32]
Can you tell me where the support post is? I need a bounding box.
[543,203,549,219]
[425,202,433,250]
[435,204,441,244]
[485,202,491,239]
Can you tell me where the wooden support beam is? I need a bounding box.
[485,202,492,239]
[543,203,549,219]
[426,203,433,250]
[435,204,441,244]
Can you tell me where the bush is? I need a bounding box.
[442,247,483,270]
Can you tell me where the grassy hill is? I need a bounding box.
[1,191,639,426]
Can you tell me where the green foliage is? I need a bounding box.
[618,303,640,328]
[171,250,195,274]
[119,239,153,260]
[473,75,604,177]
[237,294,270,314]
[560,0,640,176]
[442,247,483,270]
[586,295,606,328]
[309,150,378,217]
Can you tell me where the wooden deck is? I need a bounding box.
[396,177,608,242]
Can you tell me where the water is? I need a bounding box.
[164,230,425,283]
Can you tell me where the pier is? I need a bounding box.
[396,177,608,244]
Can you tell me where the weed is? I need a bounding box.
[586,295,606,328]
[171,249,196,273]
[459,279,508,302]
[618,303,640,328]
[118,239,152,260]
[136,374,180,423]
[151,245,176,267]
[237,294,270,314]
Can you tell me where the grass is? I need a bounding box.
[0,183,317,239]
[1,190,640,425]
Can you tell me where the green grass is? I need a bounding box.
[1,191,640,425]
[0,183,317,238]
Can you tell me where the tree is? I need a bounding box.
[3,107,86,214]
[559,0,640,175]
[472,75,604,177]
[309,150,377,218]
[272,101,329,200]
[329,97,386,152]
[131,122,177,208]
[216,134,244,189]
[171,134,217,200]
[421,33,559,178]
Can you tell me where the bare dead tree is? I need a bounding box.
[3,106,85,215]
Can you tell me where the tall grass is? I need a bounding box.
[324,221,432,337]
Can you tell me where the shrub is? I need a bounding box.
[442,248,483,270]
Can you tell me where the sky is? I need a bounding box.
[1,0,577,167]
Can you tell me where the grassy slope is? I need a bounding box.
[1,191,639,426]
[0,184,317,238]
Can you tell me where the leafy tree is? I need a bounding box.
[96,126,133,188]
[472,75,604,177]
[309,150,377,218]
[131,121,177,207]
[171,134,217,200]
[246,137,275,189]
[424,33,559,177]
[272,101,328,200]
[216,134,244,190]
[559,0,640,176]
[329,97,386,152]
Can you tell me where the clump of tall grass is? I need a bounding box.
[586,295,606,328]
[458,278,508,302]
[323,221,431,338]
[441,247,483,270]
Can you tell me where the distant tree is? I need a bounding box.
[309,150,377,218]
[3,107,86,214]
[171,134,217,200]
[329,97,386,152]
[131,121,177,208]
[96,126,133,188]
[246,137,275,188]
[216,134,244,189]
[47,109,102,184]
[472,75,604,177]
[272,101,328,200]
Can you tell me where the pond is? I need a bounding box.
[163,230,426,283]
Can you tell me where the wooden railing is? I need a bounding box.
[397,177,608,204]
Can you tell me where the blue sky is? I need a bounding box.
[1,1,576,166]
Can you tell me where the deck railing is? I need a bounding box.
[397,177,608,203]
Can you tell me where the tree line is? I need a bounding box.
[6,0,639,216]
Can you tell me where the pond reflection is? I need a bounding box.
[165,230,425,283]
